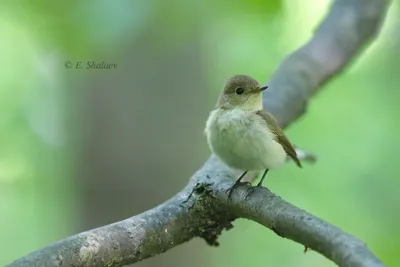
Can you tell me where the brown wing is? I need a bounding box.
[256,109,302,168]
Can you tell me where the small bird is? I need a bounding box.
[205,74,301,192]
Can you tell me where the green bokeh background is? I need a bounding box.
[1,0,399,266]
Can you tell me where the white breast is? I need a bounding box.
[205,108,287,171]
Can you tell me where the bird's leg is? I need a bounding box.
[226,170,248,199]
[256,169,269,187]
[245,169,269,199]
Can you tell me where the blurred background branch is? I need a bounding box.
[6,0,391,267]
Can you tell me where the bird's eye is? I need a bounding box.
[235,88,244,95]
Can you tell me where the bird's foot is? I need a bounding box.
[226,171,249,200]
[226,181,250,200]
[244,182,263,200]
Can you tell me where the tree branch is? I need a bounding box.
[8,0,390,266]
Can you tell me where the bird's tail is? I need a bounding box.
[291,146,317,165]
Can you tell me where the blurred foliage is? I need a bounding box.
[0,0,399,266]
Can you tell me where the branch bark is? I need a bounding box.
[8,0,390,266]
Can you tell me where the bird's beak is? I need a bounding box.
[258,85,268,91]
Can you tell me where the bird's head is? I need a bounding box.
[217,74,267,110]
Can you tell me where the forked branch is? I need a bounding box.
[8,0,390,266]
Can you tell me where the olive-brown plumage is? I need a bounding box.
[256,109,302,168]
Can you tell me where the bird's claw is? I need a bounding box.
[226,181,251,200]
[244,184,262,200]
